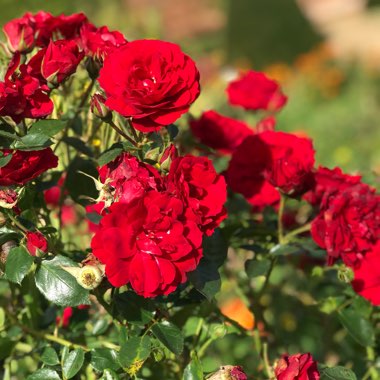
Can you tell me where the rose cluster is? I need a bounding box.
[190,68,380,306]
[90,150,227,298]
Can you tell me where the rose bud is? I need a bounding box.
[3,13,36,53]
[159,144,178,172]
[0,188,18,209]
[275,353,320,380]
[26,231,48,256]
[90,94,112,121]
[208,365,247,380]
[41,40,84,85]
[56,307,73,328]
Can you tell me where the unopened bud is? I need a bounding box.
[208,365,248,380]
[91,94,112,122]
[159,144,178,172]
[85,57,101,80]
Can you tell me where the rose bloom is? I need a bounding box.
[0,53,53,123]
[275,353,320,380]
[98,39,200,132]
[167,155,227,236]
[56,307,73,328]
[226,134,280,209]
[304,166,362,207]
[311,183,380,267]
[98,152,163,205]
[261,131,315,194]
[91,191,203,297]
[256,116,276,133]
[0,148,58,186]
[0,188,18,209]
[41,40,84,85]
[352,242,380,305]
[80,23,127,60]
[35,12,88,47]
[26,231,48,256]
[3,12,36,53]
[190,110,253,154]
[227,70,287,112]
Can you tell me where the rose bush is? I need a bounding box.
[0,10,377,380]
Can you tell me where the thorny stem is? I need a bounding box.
[108,119,138,147]
[7,212,27,234]
[263,342,274,379]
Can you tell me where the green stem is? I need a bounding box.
[127,118,140,143]
[262,342,274,379]
[108,120,138,147]
[7,213,27,234]
[283,223,312,244]
[277,195,286,245]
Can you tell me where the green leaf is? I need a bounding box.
[183,352,203,380]
[90,348,120,372]
[119,336,151,369]
[12,132,52,150]
[320,366,357,380]
[29,119,66,137]
[245,259,271,278]
[338,308,375,347]
[5,246,33,284]
[115,291,155,326]
[0,307,4,329]
[35,256,90,307]
[92,319,109,335]
[0,153,12,168]
[27,368,61,380]
[151,321,184,355]
[100,369,120,380]
[270,244,301,256]
[98,146,123,166]
[41,346,60,366]
[188,230,227,300]
[62,348,85,379]
[0,337,15,360]
[0,226,19,245]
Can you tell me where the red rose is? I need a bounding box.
[256,116,276,133]
[0,53,53,123]
[44,175,66,207]
[91,191,203,297]
[227,70,287,112]
[85,202,104,233]
[90,94,111,120]
[3,13,36,53]
[98,39,200,132]
[167,155,227,236]
[226,134,280,209]
[311,184,380,266]
[260,131,315,194]
[56,307,73,328]
[0,188,18,209]
[190,110,253,154]
[36,12,88,47]
[352,242,380,305]
[80,23,127,60]
[26,231,48,256]
[98,152,163,205]
[0,148,58,186]
[304,166,362,207]
[41,40,84,85]
[275,353,320,380]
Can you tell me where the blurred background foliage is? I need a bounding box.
[1,0,380,377]
[1,0,380,177]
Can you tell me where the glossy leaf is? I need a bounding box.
[151,321,184,355]
[90,348,121,372]
[338,308,375,347]
[27,368,61,380]
[119,335,151,369]
[5,246,33,284]
[320,366,357,380]
[62,348,85,379]
[35,256,90,307]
